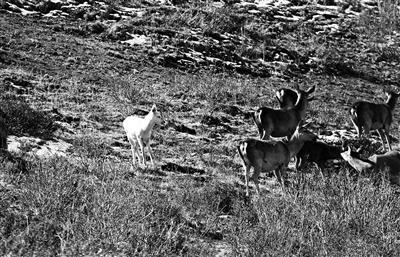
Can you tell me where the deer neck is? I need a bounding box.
[294,95,308,119]
[386,95,398,111]
[143,112,157,131]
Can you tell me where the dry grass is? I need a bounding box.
[2,0,400,256]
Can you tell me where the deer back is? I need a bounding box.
[257,107,302,137]
[351,101,393,130]
[239,139,290,172]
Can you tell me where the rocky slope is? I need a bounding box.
[3,0,399,79]
[1,0,399,174]
[2,0,400,255]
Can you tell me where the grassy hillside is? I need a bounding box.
[1,0,400,256]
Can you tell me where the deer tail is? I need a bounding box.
[237,141,249,163]
[350,107,357,118]
[252,109,264,138]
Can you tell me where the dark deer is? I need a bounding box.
[295,140,344,179]
[253,86,315,140]
[350,91,400,151]
[237,122,317,196]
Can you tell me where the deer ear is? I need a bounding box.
[306,85,315,94]
[340,137,346,150]
[151,104,157,112]
[341,146,352,159]
[276,90,283,101]
[384,90,390,96]
[355,146,363,154]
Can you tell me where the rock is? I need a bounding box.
[214,105,243,116]
[0,150,28,173]
[87,21,106,34]
[0,0,9,10]
[106,22,133,40]
[84,10,100,21]
[201,115,222,126]
[35,0,62,14]
[273,15,303,22]
[161,162,205,174]
[7,136,72,158]
[173,124,196,135]
[131,108,148,116]
[163,120,196,135]
[122,34,151,46]
[3,76,33,94]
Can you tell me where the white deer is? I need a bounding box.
[123,104,162,166]
[237,122,317,196]
[350,91,400,151]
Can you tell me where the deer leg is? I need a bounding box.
[258,127,264,140]
[128,137,138,165]
[363,125,370,137]
[253,175,261,195]
[281,165,289,187]
[144,139,155,165]
[317,163,325,181]
[251,165,261,195]
[243,164,251,197]
[295,156,302,171]
[350,118,361,137]
[385,129,392,151]
[377,129,387,152]
[383,128,392,151]
[131,146,139,165]
[261,130,271,141]
[147,144,155,165]
[252,161,263,195]
[294,157,304,183]
[136,136,146,165]
[273,169,280,184]
[274,165,286,189]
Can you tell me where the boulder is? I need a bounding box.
[35,0,62,14]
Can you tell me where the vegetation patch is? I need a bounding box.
[0,95,56,139]
[1,0,400,255]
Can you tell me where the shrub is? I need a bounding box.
[0,157,189,256]
[228,173,400,256]
[0,95,56,139]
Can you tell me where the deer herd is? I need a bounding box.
[123,85,400,196]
